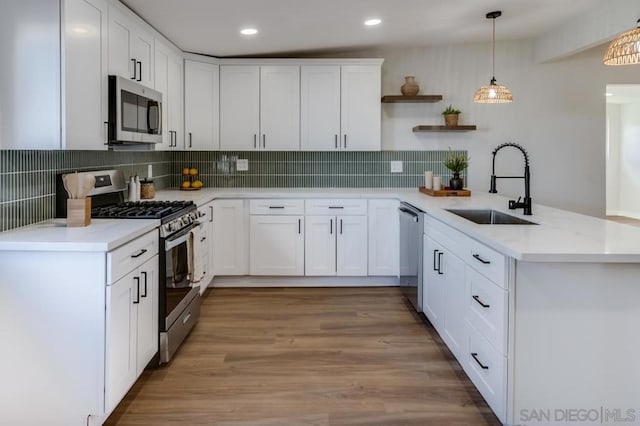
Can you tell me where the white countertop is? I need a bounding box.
[155,187,640,263]
[0,218,159,252]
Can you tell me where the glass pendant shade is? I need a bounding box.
[474,11,513,104]
[474,78,513,103]
[603,19,640,65]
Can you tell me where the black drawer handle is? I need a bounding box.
[472,253,491,264]
[472,295,490,308]
[471,352,489,370]
[328,206,344,209]
[131,248,147,258]
[269,206,285,209]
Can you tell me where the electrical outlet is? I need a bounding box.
[390,161,403,173]
[236,159,249,171]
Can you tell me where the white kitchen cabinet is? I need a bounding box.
[336,216,368,275]
[305,216,336,276]
[300,66,341,151]
[300,64,381,151]
[155,40,184,150]
[423,235,444,331]
[220,65,300,151]
[211,199,249,276]
[105,254,158,413]
[340,66,381,151]
[185,60,220,150]
[199,200,215,291]
[367,199,399,276]
[108,5,154,88]
[63,0,109,150]
[250,215,305,275]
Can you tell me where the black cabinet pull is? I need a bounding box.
[472,253,491,264]
[188,132,193,148]
[131,58,137,80]
[330,218,333,234]
[433,249,439,271]
[472,295,490,308]
[140,271,148,298]
[209,206,213,223]
[328,206,344,209]
[471,353,489,370]
[269,206,285,209]
[334,134,338,149]
[437,252,444,275]
[131,248,147,258]
[137,61,142,82]
[133,276,140,304]
[298,218,301,234]
[340,219,343,235]
[253,134,257,149]
[262,134,266,148]
[343,134,347,149]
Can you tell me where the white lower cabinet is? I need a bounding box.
[367,199,399,276]
[423,235,444,330]
[105,254,158,413]
[250,215,305,275]
[211,199,248,275]
[305,215,367,276]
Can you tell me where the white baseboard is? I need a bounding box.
[210,275,400,288]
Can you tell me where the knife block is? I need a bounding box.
[67,198,91,227]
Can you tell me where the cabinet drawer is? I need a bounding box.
[305,199,367,215]
[465,238,507,288]
[250,199,304,215]
[465,267,508,355]
[464,332,507,423]
[107,230,158,284]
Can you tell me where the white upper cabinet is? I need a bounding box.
[108,5,154,89]
[300,66,341,151]
[340,65,381,151]
[260,66,300,151]
[63,0,109,150]
[184,60,220,150]
[155,41,184,150]
[220,65,300,151]
[220,66,260,150]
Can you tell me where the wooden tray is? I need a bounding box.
[419,186,471,197]
[180,187,202,191]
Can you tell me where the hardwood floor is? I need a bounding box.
[106,287,500,425]
[607,215,640,227]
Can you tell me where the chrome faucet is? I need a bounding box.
[489,142,532,215]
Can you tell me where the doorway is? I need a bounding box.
[605,84,640,224]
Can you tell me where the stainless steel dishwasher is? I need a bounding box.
[398,202,424,312]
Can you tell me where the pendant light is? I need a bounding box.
[603,19,640,65]
[473,11,513,103]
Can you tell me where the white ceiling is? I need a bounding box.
[121,0,605,57]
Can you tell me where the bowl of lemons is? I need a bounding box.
[181,167,204,190]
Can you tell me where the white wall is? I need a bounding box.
[316,39,640,216]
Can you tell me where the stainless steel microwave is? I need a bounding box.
[108,75,162,144]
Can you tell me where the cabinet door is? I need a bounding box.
[220,66,260,150]
[305,216,336,276]
[367,199,399,276]
[260,66,300,150]
[153,42,171,149]
[168,52,184,149]
[105,269,137,412]
[423,235,444,331]
[441,251,467,361]
[336,216,368,276]
[64,0,109,150]
[250,215,304,276]
[131,27,154,88]
[184,60,219,150]
[212,200,248,275]
[340,66,381,151]
[136,255,158,375]
[108,6,134,80]
[300,66,341,151]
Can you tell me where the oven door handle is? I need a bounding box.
[165,223,199,251]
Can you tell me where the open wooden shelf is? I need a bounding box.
[413,125,477,132]
[381,95,443,103]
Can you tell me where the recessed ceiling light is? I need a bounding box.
[364,19,382,26]
[240,28,258,35]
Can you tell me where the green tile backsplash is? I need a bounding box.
[0,149,466,232]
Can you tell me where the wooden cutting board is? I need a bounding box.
[419,186,471,197]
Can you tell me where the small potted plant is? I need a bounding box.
[444,149,469,190]
[442,105,461,127]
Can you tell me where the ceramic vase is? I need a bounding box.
[401,76,419,96]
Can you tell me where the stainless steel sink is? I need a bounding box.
[446,209,538,225]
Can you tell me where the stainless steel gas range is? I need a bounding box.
[56,169,202,364]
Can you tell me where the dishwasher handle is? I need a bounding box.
[399,207,420,222]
